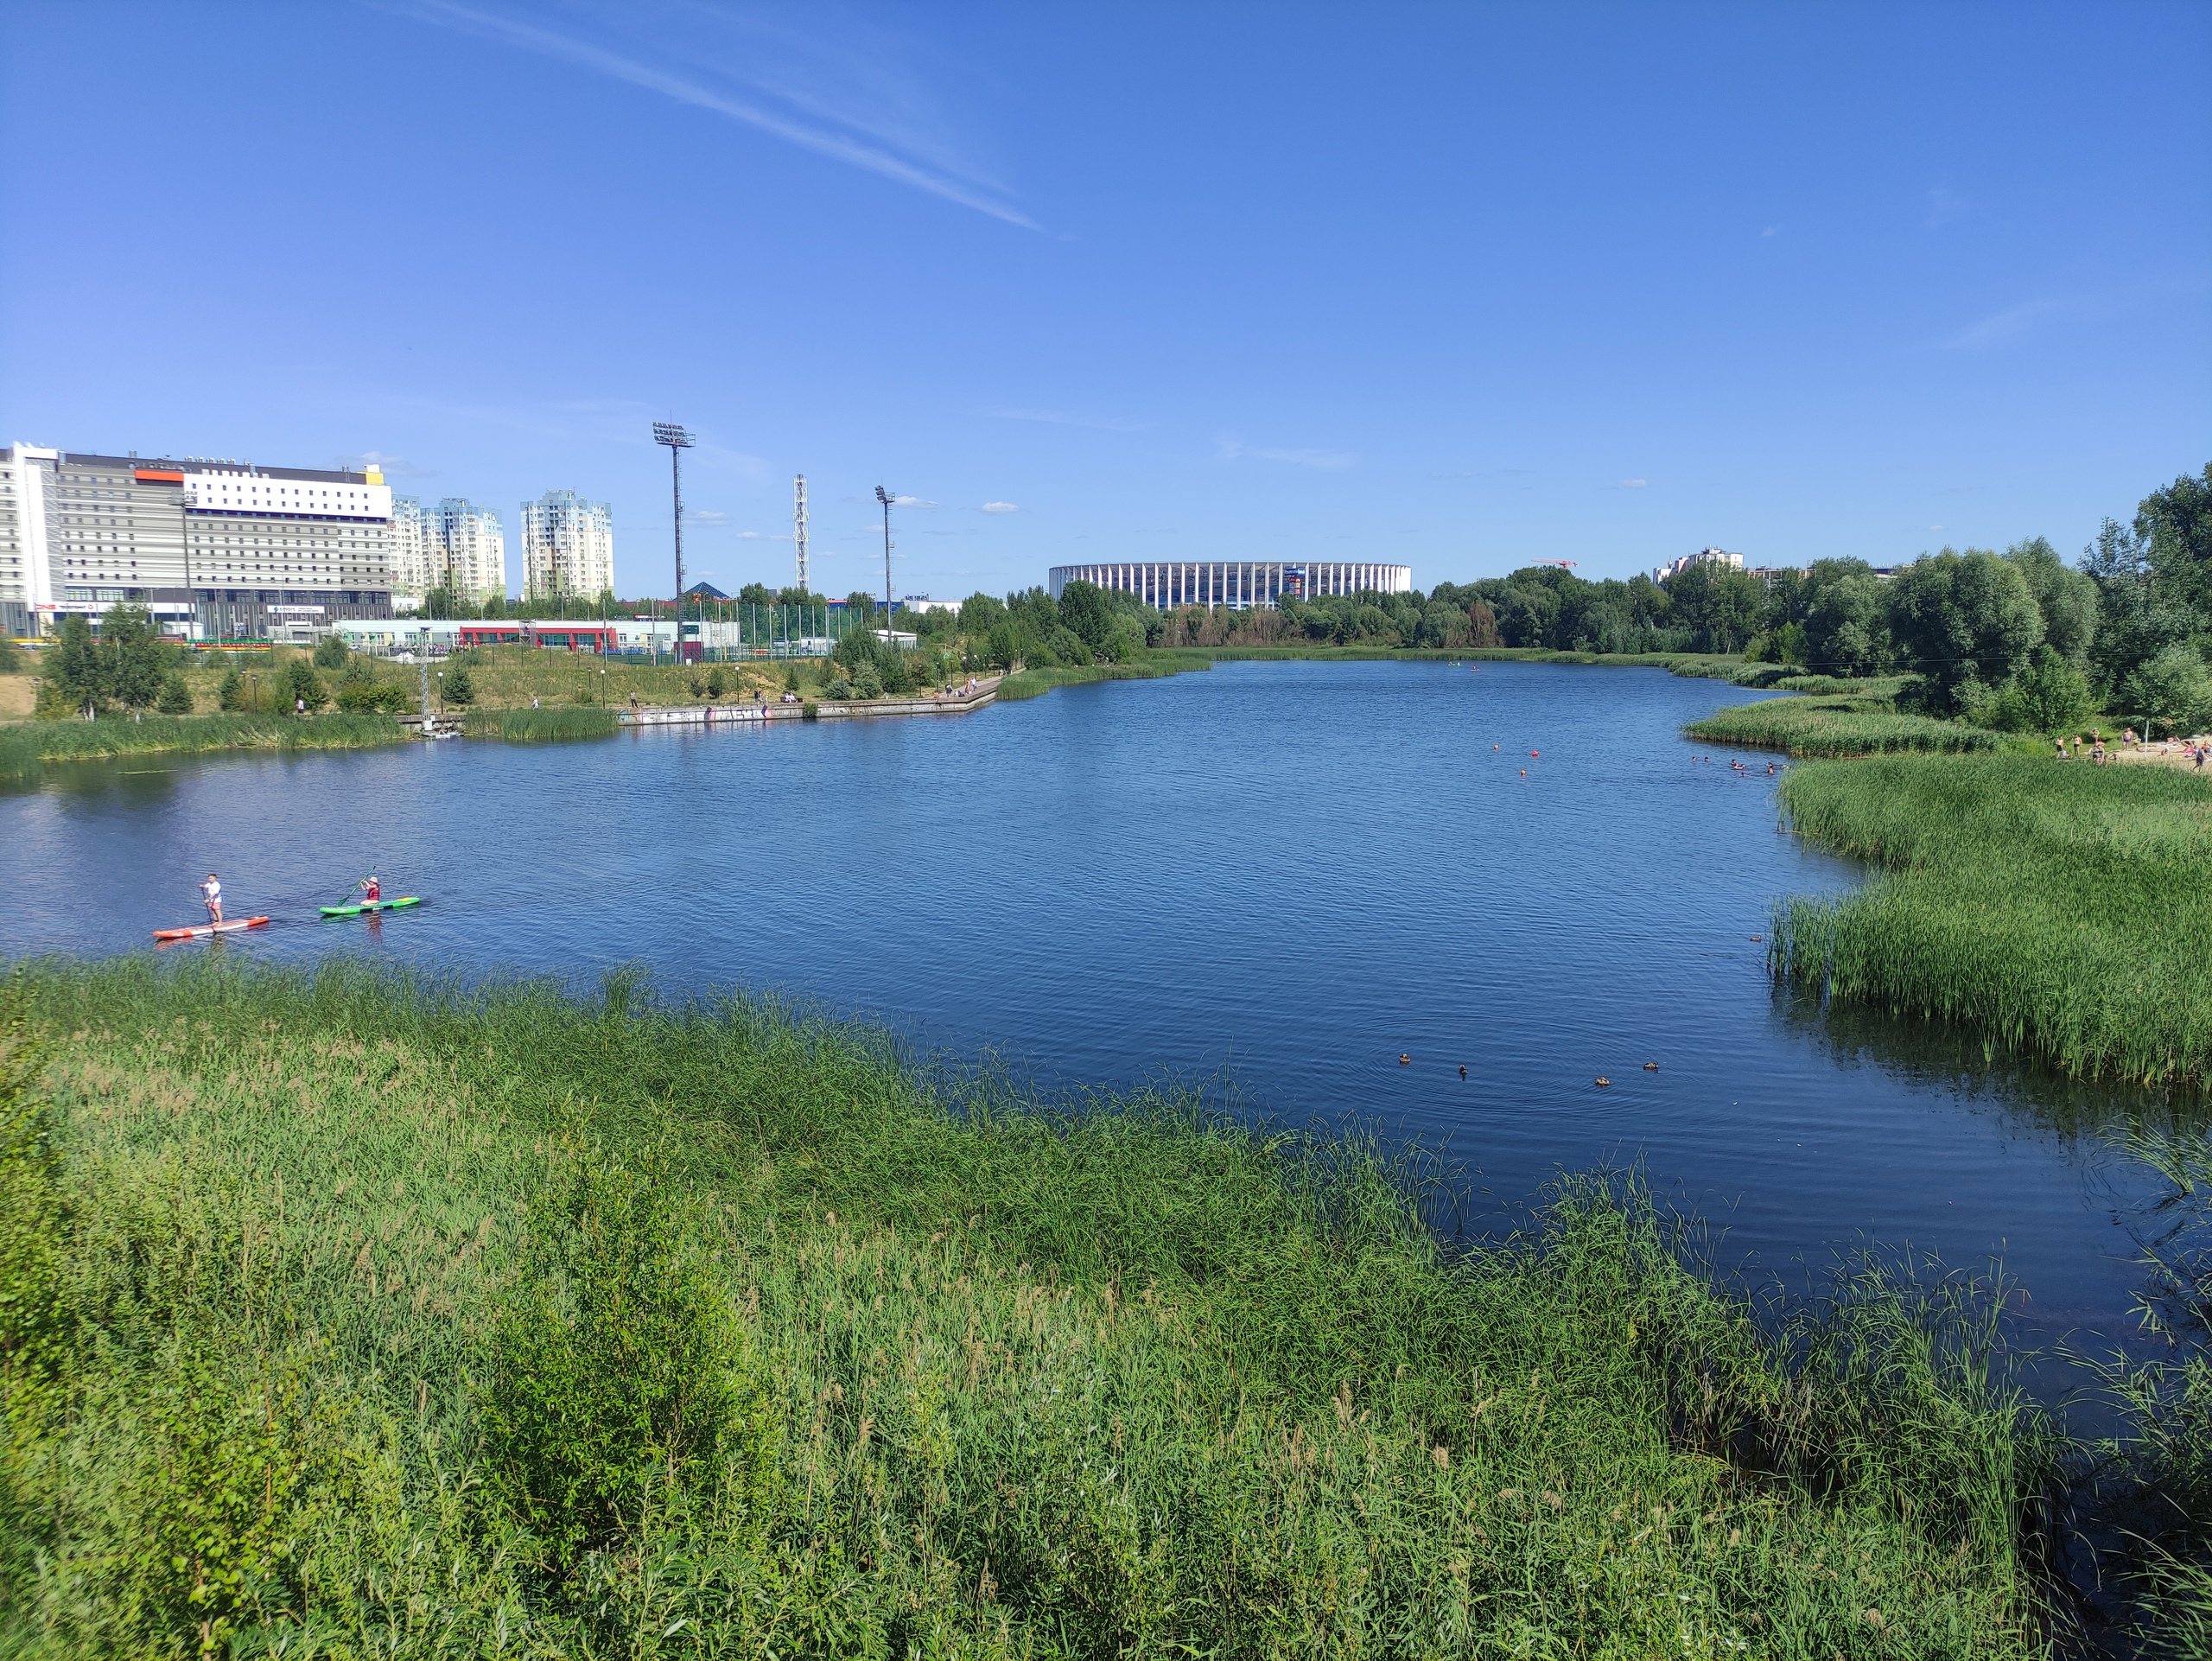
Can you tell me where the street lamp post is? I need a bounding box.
[653,423,694,668]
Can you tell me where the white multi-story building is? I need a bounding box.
[386,494,508,608]
[387,495,436,601]
[430,498,507,603]
[1653,548,1745,584]
[519,489,613,600]
[1,444,395,640]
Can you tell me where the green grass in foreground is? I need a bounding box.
[0,711,406,780]
[1774,754,2212,1085]
[468,704,620,741]
[0,957,2067,1657]
[1688,695,2003,757]
[996,654,1210,702]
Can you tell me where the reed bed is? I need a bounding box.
[996,656,1207,702]
[0,711,406,780]
[1688,695,2003,757]
[470,704,620,741]
[0,955,2068,1657]
[1773,754,2212,1085]
[1171,646,1754,677]
[1773,673,1914,699]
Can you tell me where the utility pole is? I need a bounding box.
[793,474,809,594]
[874,485,893,645]
[653,423,693,666]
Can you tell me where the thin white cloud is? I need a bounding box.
[892,494,938,508]
[1217,437,1355,470]
[1925,185,1967,229]
[1617,478,1648,489]
[980,500,1018,513]
[689,509,729,525]
[390,0,1039,230]
[988,408,1150,432]
[340,449,430,476]
[734,529,791,540]
[1944,296,2070,350]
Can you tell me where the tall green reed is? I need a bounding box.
[0,711,405,780]
[0,958,2067,1656]
[1689,697,2001,757]
[1773,754,2212,1083]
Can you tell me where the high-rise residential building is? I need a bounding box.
[386,495,507,608]
[0,444,395,640]
[519,489,613,600]
[388,495,435,601]
[1652,548,1745,584]
[433,498,507,602]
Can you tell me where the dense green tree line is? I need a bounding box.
[1738,463,2212,732]
[35,608,194,719]
[1072,461,2209,735]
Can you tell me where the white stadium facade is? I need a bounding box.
[1046,561,1413,609]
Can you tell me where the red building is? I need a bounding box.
[455,621,619,652]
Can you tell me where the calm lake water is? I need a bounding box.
[0,659,2188,1382]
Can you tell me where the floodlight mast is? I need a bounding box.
[652,422,694,664]
[874,486,894,643]
[793,475,809,592]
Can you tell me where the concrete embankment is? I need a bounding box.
[620,677,1000,729]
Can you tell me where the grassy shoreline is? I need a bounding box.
[1771,754,2212,1086]
[1687,695,2011,757]
[1151,643,1759,677]
[0,956,2072,1655]
[0,710,406,779]
[995,653,1211,701]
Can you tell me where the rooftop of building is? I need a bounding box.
[63,453,376,485]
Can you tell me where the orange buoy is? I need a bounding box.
[1530,750,1540,757]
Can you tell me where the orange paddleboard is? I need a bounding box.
[153,915,270,941]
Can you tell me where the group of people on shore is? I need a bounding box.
[2055,727,2210,769]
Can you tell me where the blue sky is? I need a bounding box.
[3,1,2207,600]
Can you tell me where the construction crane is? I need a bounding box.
[1536,559,1579,569]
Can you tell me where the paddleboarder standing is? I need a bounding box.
[200,872,224,926]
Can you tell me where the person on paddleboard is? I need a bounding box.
[358,872,381,906]
[201,873,223,926]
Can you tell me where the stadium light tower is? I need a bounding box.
[793,474,809,593]
[652,423,693,664]
[874,485,895,641]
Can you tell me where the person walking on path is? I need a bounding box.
[200,873,224,926]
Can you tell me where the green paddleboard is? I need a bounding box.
[319,897,423,917]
